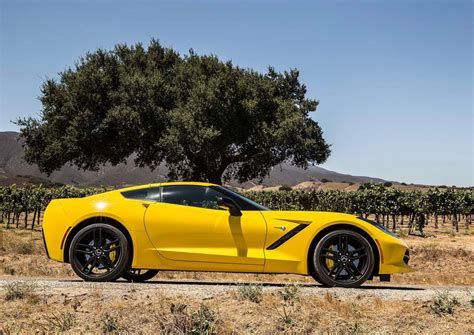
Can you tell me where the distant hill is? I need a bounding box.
[0,131,388,187]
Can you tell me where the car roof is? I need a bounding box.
[114,181,217,193]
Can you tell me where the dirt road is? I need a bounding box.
[1,276,472,304]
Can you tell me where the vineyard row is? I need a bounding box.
[0,184,472,234]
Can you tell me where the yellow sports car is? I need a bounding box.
[42,182,413,287]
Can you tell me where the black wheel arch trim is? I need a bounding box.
[63,216,133,264]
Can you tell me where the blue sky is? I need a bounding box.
[1,0,472,186]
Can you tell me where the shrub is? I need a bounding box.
[383,182,393,187]
[17,242,34,255]
[43,311,74,332]
[237,284,263,303]
[162,303,221,334]
[101,313,119,333]
[279,185,292,191]
[279,284,300,304]
[429,292,459,315]
[4,281,37,301]
[320,178,331,183]
[191,304,219,334]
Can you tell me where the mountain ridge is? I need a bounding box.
[0,131,388,187]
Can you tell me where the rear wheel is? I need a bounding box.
[312,229,374,288]
[122,269,159,282]
[69,223,131,282]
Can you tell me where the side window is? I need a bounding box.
[121,187,161,201]
[161,186,223,209]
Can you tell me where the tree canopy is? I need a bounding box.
[17,40,331,184]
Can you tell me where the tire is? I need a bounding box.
[122,269,159,282]
[311,229,374,288]
[69,223,131,282]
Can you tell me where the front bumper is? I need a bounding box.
[377,237,414,274]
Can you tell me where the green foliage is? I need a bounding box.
[3,281,37,301]
[279,185,292,191]
[43,311,75,332]
[16,40,330,184]
[101,313,119,333]
[237,284,263,303]
[0,184,472,233]
[164,303,220,335]
[429,291,459,316]
[279,284,300,303]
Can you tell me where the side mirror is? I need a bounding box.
[217,197,242,217]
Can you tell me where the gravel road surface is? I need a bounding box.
[0,277,472,304]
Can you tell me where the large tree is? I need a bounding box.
[17,40,330,184]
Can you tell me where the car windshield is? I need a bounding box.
[213,185,269,211]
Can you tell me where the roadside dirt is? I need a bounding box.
[1,277,473,334]
[0,276,472,303]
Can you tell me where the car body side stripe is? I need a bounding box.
[266,224,309,250]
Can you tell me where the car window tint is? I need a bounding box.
[121,187,161,201]
[161,186,223,209]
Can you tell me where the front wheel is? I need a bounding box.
[69,223,131,282]
[312,229,374,288]
[122,269,159,282]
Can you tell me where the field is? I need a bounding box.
[0,225,473,333]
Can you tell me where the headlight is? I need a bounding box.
[357,217,399,238]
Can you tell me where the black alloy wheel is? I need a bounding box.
[312,229,374,288]
[122,269,159,282]
[69,223,131,282]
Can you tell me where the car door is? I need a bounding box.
[144,185,267,265]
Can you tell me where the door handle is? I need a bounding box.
[274,226,286,231]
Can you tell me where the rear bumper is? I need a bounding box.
[43,199,71,262]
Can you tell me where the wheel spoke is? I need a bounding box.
[349,247,365,255]
[351,253,367,260]
[334,264,344,279]
[98,228,103,248]
[329,262,341,275]
[349,262,361,276]
[100,255,114,272]
[75,249,92,255]
[92,229,97,247]
[345,263,356,279]
[82,257,95,273]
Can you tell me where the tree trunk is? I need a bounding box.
[31,210,37,230]
[24,210,28,228]
[451,213,458,232]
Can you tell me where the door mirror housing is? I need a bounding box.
[217,197,242,216]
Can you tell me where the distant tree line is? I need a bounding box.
[0,184,471,234]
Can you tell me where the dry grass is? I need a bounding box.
[0,283,473,334]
